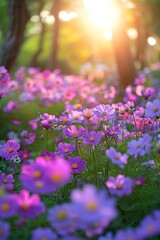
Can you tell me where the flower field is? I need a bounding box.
[0,65,160,240]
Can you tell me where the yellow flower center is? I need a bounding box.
[85,113,91,119]
[1,203,10,211]
[136,144,141,148]
[72,163,78,169]
[57,211,67,220]
[63,118,68,123]
[23,154,28,159]
[153,107,158,112]
[87,202,97,211]
[73,132,78,137]
[102,111,107,116]
[3,179,8,184]
[35,181,43,188]
[8,148,13,153]
[52,174,62,182]
[74,116,79,120]
[21,204,29,210]
[64,149,69,153]
[117,184,122,190]
[110,131,115,135]
[0,230,4,237]
[89,137,95,142]
[33,171,41,179]
[115,155,120,160]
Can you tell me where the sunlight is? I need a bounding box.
[83,0,120,30]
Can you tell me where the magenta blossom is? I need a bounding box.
[106,174,134,197]
[0,220,10,240]
[14,189,45,219]
[0,173,14,191]
[106,147,128,169]
[105,125,119,139]
[20,156,71,194]
[63,125,85,139]
[83,131,103,146]
[19,149,31,163]
[31,228,57,240]
[93,104,115,118]
[0,140,20,160]
[68,156,86,174]
[56,142,76,156]
[0,194,17,218]
[145,99,160,118]
[127,134,152,159]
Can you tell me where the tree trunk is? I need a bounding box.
[30,0,45,67]
[112,1,136,91]
[50,0,60,70]
[0,0,30,71]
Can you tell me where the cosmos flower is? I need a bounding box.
[0,140,20,160]
[20,156,71,194]
[93,104,115,118]
[71,184,117,234]
[82,131,103,146]
[68,157,86,174]
[105,125,119,139]
[106,174,134,197]
[127,134,152,158]
[56,142,76,156]
[0,194,17,218]
[106,147,128,169]
[48,204,78,236]
[136,210,160,239]
[13,189,45,219]
[63,125,85,139]
[0,173,14,191]
[145,99,160,118]
[31,228,57,240]
[0,220,10,240]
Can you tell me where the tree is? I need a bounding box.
[0,0,30,70]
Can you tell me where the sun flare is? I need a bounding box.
[83,0,120,30]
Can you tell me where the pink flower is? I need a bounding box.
[0,140,20,160]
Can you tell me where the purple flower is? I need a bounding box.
[31,228,57,240]
[0,140,20,160]
[48,204,78,236]
[106,147,128,169]
[19,149,31,163]
[56,142,76,156]
[83,131,103,145]
[115,227,140,240]
[14,189,45,219]
[68,111,84,123]
[0,173,14,191]
[93,104,115,118]
[0,194,17,218]
[106,174,134,197]
[68,157,86,174]
[141,89,153,100]
[127,134,152,159]
[105,125,119,139]
[137,210,160,239]
[3,101,18,112]
[40,150,55,161]
[71,185,117,233]
[145,99,160,118]
[20,156,71,194]
[63,125,85,139]
[0,220,10,240]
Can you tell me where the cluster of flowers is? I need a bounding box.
[0,65,160,239]
[1,66,117,112]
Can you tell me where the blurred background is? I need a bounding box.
[0,0,160,87]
